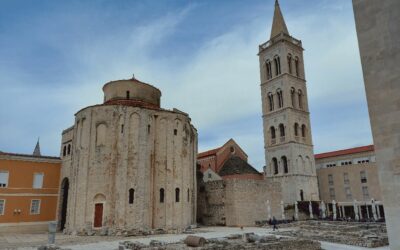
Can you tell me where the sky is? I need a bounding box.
[0,0,373,170]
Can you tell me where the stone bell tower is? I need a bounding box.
[259,0,319,204]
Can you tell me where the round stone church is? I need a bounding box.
[58,77,198,233]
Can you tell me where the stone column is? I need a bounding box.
[309,201,313,219]
[280,200,285,220]
[294,201,299,221]
[353,200,359,221]
[342,206,346,219]
[321,201,326,219]
[358,205,363,220]
[332,200,337,221]
[267,200,271,220]
[377,205,381,219]
[366,203,370,220]
[353,0,400,247]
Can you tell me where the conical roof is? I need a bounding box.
[33,138,41,156]
[270,0,289,38]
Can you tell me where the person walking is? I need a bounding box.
[272,216,278,231]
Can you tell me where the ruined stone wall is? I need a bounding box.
[200,179,282,226]
[59,104,197,233]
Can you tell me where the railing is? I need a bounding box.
[259,33,302,51]
[280,136,285,143]
[295,136,300,142]
[271,139,276,145]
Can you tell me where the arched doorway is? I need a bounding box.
[60,178,69,231]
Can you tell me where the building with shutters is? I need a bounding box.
[0,142,61,232]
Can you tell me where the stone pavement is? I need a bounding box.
[0,226,390,250]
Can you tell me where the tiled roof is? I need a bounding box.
[0,151,60,160]
[197,147,221,158]
[315,145,374,160]
[218,156,262,176]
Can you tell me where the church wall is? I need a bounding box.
[59,103,197,233]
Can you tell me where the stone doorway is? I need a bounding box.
[59,178,69,231]
[94,203,103,228]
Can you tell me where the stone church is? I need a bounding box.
[259,0,319,204]
[58,77,198,233]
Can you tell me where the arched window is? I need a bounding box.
[126,91,130,99]
[175,188,180,202]
[298,90,303,109]
[270,126,276,139]
[291,88,296,107]
[301,124,307,137]
[62,146,66,157]
[274,56,281,75]
[266,60,272,80]
[187,189,190,202]
[282,156,288,173]
[294,123,299,137]
[129,188,134,204]
[279,124,285,137]
[268,92,274,111]
[96,123,107,146]
[273,158,279,175]
[160,188,165,203]
[287,54,292,74]
[295,57,300,77]
[277,89,283,108]
[67,144,71,155]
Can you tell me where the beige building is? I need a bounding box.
[353,0,400,247]
[316,145,384,220]
[259,1,319,204]
[58,77,198,234]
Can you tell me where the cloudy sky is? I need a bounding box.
[0,0,372,170]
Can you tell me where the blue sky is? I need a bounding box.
[0,0,372,170]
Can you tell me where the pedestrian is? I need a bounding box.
[272,216,278,231]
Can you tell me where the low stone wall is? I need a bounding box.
[199,179,282,226]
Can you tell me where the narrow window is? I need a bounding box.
[273,158,278,175]
[33,173,44,189]
[301,125,306,138]
[0,172,8,188]
[126,91,130,99]
[290,88,295,107]
[274,56,281,75]
[287,54,292,74]
[328,174,334,185]
[294,123,299,137]
[174,129,177,135]
[147,125,151,134]
[268,93,274,111]
[345,187,352,199]
[360,171,367,183]
[121,124,124,134]
[277,89,283,108]
[343,173,350,185]
[129,188,134,204]
[175,188,180,202]
[362,186,369,199]
[67,144,71,155]
[295,57,299,77]
[30,199,41,214]
[270,126,276,139]
[0,200,4,215]
[63,146,67,156]
[282,156,288,173]
[298,90,303,109]
[329,187,336,200]
[300,190,304,201]
[279,124,285,137]
[266,60,271,80]
[187,189,190,202]
[160,188,165,203]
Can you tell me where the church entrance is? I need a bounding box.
[94,203,103,228]
[60,178,69,231]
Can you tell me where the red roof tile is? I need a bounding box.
[315,145,374,159]
[197,147,220,158]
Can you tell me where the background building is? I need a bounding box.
[59,77,198,233]
[0,143,61,232]
[259,1,319,204]
[316,145,384,220]
[197,139,263,181]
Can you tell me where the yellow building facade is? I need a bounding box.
[0,148,61,232]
